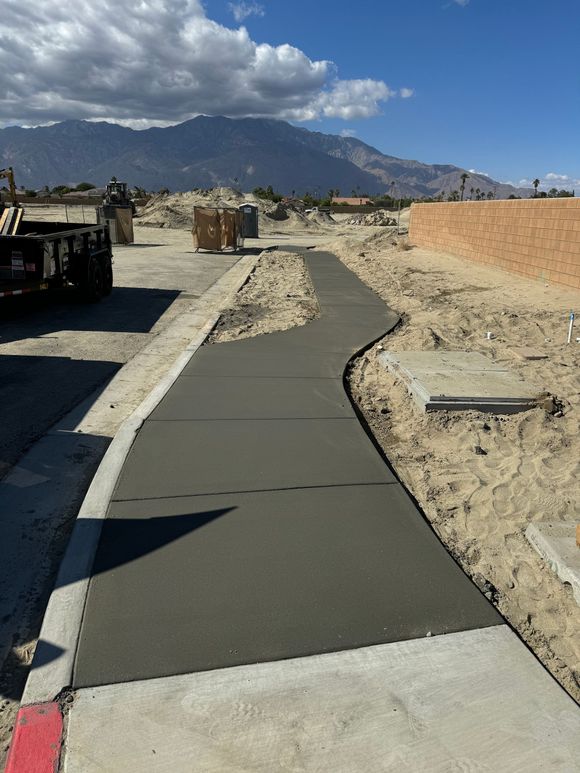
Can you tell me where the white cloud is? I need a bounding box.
[516,174,577,190]
[468,168,489,177]
[400,88,414,98]
[313,79,396,120]
[454,0,470,6]
[340,128,357,137]
[0,0,404,127]
[229,2,265,23]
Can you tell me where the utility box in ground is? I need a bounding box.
[238,204,259,238]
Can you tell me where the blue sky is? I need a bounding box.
[212,0,580,189]
[3,0,578,190]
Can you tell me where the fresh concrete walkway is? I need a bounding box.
[73,250,499,688]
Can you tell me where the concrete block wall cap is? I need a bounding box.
[19,252,261,709]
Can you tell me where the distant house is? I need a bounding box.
[62,188,106,198]
[331,197,373,206]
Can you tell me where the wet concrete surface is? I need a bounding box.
[74,249,500,688]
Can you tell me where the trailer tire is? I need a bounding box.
[102,255,113,296]
[83,258,104,302]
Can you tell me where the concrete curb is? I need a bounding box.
[19,253,260,709]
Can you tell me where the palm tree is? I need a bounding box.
[533,178,540,197]
[460,173,469,201]
[470,187,474,200]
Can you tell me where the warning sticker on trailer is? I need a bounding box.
[11,251,25,277]
[11,251,24,269]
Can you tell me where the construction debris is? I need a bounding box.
[344,210,397,226]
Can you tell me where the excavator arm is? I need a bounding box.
[0,167,23,235]
[0,167,18,207]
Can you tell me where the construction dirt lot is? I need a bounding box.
[0,196,578,763]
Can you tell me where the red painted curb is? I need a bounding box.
[5,703,63,773]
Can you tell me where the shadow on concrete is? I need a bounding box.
[121,243,167,248]
[0,286,180,341]
[90,509,236,579]
[0,510,234,701]
[0,354,120,474]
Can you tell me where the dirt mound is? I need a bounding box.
[263,201,291,221]
[136,189,339,234]
[209,250,319,343]
[307,210,336,225]
[259,200,328,233]
[345,209,397,226]
[136,188,250,228]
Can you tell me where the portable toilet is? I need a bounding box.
[238,203,259,238]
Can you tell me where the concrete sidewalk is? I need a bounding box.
[73,249,499,688]
[14,249,580,770]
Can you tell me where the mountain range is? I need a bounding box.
[0,116,530,199]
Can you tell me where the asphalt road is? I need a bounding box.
[0,213,244,762]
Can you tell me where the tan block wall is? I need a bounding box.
[409,198,580,290]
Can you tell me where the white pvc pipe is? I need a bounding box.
[567,311,575,344]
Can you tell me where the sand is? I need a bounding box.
[209,250,319,343]
[211,230,580,702]
[136,190,337,235]
[321,231,580,702]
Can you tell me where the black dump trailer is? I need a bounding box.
[0,220,113,302]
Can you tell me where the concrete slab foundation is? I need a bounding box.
[510,347,549,361]
[526,522,580,605]
[379,350,542,412]
[63,626,580,772]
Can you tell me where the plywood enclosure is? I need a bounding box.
[192,207,243,252]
